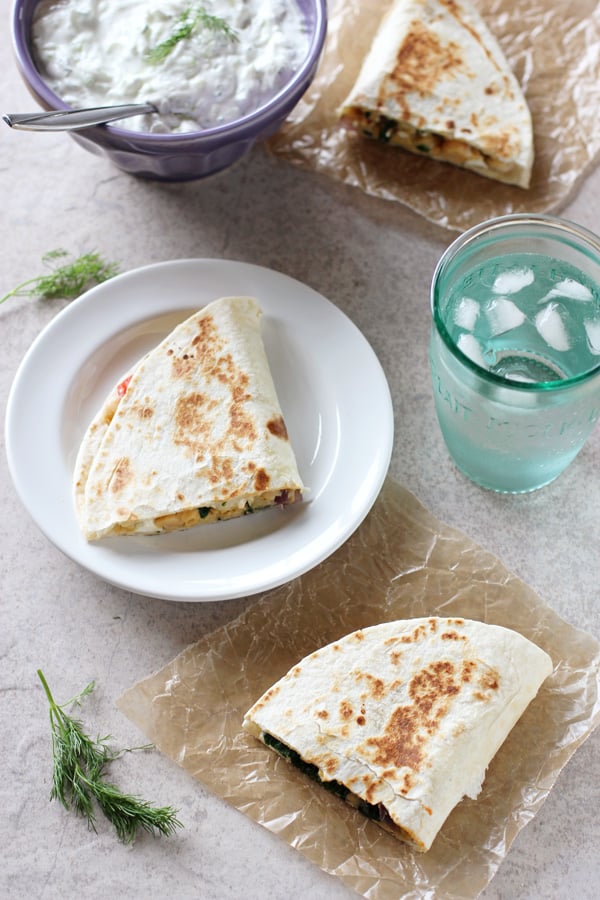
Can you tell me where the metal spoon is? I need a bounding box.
[2,102,158,132]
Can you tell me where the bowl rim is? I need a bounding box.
[11,0,328,145]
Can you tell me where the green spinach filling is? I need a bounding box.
[262,732,382,820]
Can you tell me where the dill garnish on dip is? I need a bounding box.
[32,0,310,134]
[144,4,239,64]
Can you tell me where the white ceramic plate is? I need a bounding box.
[5,259,393,601]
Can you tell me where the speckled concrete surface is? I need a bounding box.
[1,4,599,897]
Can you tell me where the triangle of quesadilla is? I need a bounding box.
[243,617,552,851]
[74,296,304,540]
[338,0,534,188]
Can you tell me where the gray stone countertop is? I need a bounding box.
[1,8,598,898]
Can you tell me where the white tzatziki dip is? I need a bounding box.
[32,0,310,133]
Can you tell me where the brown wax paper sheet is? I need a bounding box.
[118,478,600,899]
[265,0,600,232]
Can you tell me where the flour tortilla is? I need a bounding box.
[74,296,304,540]
[338,0,534,188]
[243,617,552,851]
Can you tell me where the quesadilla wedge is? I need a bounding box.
[338,0,534,188]
[74,296,303,540]
[243,617,552,851]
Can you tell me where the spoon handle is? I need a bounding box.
[2,102,157,132]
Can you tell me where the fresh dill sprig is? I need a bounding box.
[37,669,183,843]
[0,249,119,305]
[146,4,238,64]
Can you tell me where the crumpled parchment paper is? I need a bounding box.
[118,478,600,899]
[265,0,600,232]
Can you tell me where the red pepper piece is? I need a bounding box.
[117,374,132,398]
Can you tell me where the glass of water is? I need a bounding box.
[430,214,600,493]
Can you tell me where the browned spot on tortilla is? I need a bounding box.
[191,311,219,356]
[356,672,387,700]
[175,393,209,440]
[316,709,329,720]
[172,355,198,379]
[174,391,238,493]
[409,661,460,718]
[400,623,429,644]
[480,669,499,691]
[441,630,466,641]
[323,757,338,776]
[208,455,234,488]
[461,660,476,682]
[440,0,504,72]
[356,715,366,726]
[262,686,280,701]
[382,18,465,118]
[400,771,415,795]
[253,467,269,492]
[230,383,256,443]
[170,312,258,475]
[362,660,466,774]
[364,780,378,803]
[109,457,132,494]
[340,701,353,721]
[139,407,154,419]
[475,668,500,701]
[250,684,281,714]
[267,415,289,440]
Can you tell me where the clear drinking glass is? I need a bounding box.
[430,214,600,493]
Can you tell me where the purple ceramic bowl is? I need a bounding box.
[11,0,327,181]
